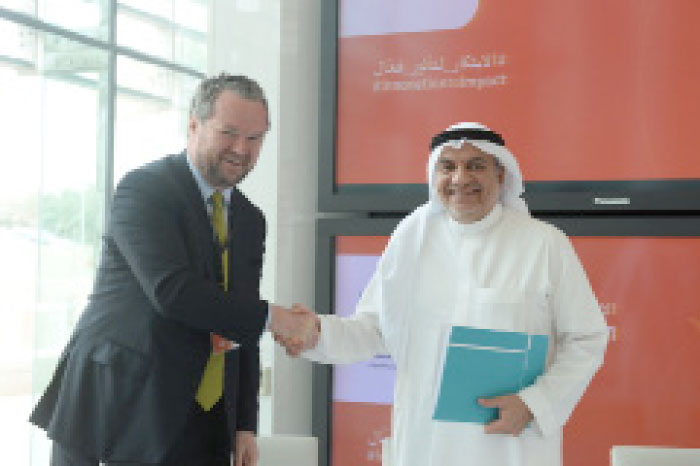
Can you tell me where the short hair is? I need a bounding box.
[188,72,268,123]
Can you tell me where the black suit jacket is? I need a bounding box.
[30,153,268,463]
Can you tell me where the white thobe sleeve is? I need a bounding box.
[302,268,388,364]
[519,230,609,437]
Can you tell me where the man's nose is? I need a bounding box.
[452,165,473,184]
[229,135,248,154]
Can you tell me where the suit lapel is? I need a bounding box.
[166,152,217,279]
[227,189,244,284]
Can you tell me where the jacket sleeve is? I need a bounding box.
[108,168,268,348]
[233,343,261,432]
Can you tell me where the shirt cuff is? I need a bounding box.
[519,384,558,437]
[265,304,272,331]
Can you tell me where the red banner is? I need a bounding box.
[337,0,700,185]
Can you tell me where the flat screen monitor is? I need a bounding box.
[319,0,700,212]
[312,216,700,466]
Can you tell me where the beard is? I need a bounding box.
[194,150,252,189]
[206,161,250,187]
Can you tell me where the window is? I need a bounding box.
[0,2,207,464]
[117,0,208,72]
[114,55,199,180]
[1,0,109,40]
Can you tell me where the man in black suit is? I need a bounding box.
[30,73,315,466]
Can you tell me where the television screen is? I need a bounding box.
[314,216,700,466]
[320,0,700,212]
[331,236,393,465]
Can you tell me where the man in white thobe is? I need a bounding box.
[288,122,608,466]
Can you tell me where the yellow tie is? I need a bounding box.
[195,191,229,410]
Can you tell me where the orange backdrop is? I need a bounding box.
[336,0,700,185]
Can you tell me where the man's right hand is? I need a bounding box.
[268,304,319,355]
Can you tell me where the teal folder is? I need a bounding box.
[432,326,548,424]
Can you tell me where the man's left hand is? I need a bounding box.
[234,430,259,466]
[479,394,533,436]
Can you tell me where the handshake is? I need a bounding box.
[268,304,320,356]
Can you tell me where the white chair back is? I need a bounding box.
[611,445,700,466]
[257,435,318,466]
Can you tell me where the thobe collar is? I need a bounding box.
[445,203,503,237]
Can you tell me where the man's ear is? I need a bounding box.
[187,115,198,136]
